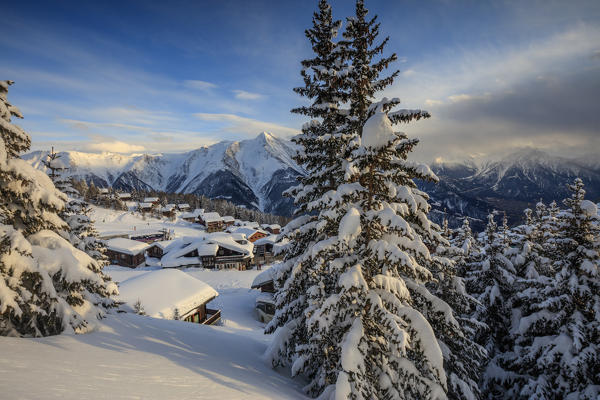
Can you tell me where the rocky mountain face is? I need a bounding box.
[26,137,599,226]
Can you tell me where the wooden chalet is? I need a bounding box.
[143,197,161,205]
[199,212,224,233]
[222,216,235,227]
[106,238,149,268]
[264,224,281,235]
[253,235,278,265]
[118,269,221,325]
[161,204,176,218]
[177,203,191,212]
[138,202,155,213]
[118,192,132,201]
[230,227,268,243]
[147,240,175,259]
[160,233,254,270]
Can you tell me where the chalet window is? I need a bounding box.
[121,254,126,259]
[218,249,224,255]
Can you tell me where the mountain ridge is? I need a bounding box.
[25,136,600,225]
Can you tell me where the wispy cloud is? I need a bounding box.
[184,80,218,90]
[194,113,298,137]
[232,90,265,100]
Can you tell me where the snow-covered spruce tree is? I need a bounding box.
[466,213,517,396]
[304,97,487,399]
[42,151,118,309]
[449,218,482,278]
[498,179,600,399]
[0,80,115,336]
[265,0,354,377]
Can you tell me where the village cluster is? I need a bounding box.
[93,194,283,327]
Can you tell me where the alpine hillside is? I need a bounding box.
[25,132,304,217]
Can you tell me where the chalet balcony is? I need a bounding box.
[203,309,221,325]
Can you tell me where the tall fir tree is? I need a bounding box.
[268,1,484,398]
[265,0,353,378]
[467,213,518,397]
[42,151,118,309]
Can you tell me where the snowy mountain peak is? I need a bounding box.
[24,133,302,216]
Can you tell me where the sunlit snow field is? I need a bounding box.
[0,207,306,399]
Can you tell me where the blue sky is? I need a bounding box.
[2,0,599,161]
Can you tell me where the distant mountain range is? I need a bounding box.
[25,132,304,217]
[25,134,600,229]
[425,149,600,229]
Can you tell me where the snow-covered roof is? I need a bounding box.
[255,292,274,305]
[254,235,278,246]
[208,232,254,256]
[139,202,153,208]
[230,227,267,238]
[144,197,159,203]
[268,224,281,230]
[222,216,235,222]
[106,238,149,255]
[118,193,131,198]
[161,205,176,212]
[99,188,110,194]
[148,240,175,250]
[177,203,190,208]
[201,212,222,223]
[181,211,199,219]
[160,233,254,268]
[117,269,218,319]
[251,263,283,289]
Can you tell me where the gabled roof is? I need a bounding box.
[118,269,218,319]
[251,263,283,289]
[254,235,278,246]
[201,212,222,223]
[139,202,154,208]
[106,238,149,255]
[230,226,267,238]
[160,233,254,268]
[144,197,159,202]
[222,216,235,222]
[147,240,175,250]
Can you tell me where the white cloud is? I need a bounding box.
[184,80,218,91]
[85,141,145,153]
[233,90,264,100]
[194,113,298,137]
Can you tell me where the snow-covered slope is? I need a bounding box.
[25,132,303,216]
[0,265,307,399]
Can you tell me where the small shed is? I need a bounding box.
[118,269,220,325]
[106,238,149,268]
[251,263,283,293]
